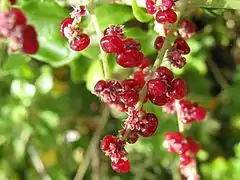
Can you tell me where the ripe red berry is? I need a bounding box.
[22,25,39,54]
[70,33,90,51]
[9,8,27,26]
[138,58,151,69]
[120,129,139,144]
[111,159,130,173]
[154,66,174,83]
[194,107,206,121]
[155,9,177,24]
[60,17,73,37]
[94,80,108,94]
[147,79,167,97]
[100,135,118,153]
[154,36,165,51]
[149,94,170,106]
[170,78,187,99]
[139,113,158,137]
[123,38,141,51]
[104,25,125,39]
[116,50,144,68]
[119,90,139,107]
[134,70,145,87]
[146,0,157,15]
[100,35,124,53]
[180,153,192,166]
[167,49,186,68]
[174,38,190,55]
[162,0,175,9]
[179,19,196,39]
[185,137,200,154]
[164,132,184,153]
[121,79,142,92]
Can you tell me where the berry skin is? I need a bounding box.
[138,58,151,69]
[123,38,141,51]
[139,113,158,137]
[60,17,73,37]
[147,79,167,97]
[104,25,125,39]
[10,8,27,26]
[155,66,174,83]
[170,78,187,99]
[194,106,206,121]
[154,36,165,51]
[149,94,170,106]
[146,0,157,15]
[167,49,186,68]
[120,129,139,144]
[121,79,142,92]
[100,135,118,153]
[134,70,145,87]
[116,50,144,68]
[156,9,177,24]
[94,80,108,94]
[162,0,175,9]
[163,132,184,153]
[70,33,90,51]
[185,137,200,154]
[119,90,139,107]
[179,19,196,39]
[174,38,190,55]
[22,25,39,54]
[111,159,130,173]
[100,35,124,54]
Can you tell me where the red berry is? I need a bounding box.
[22,25,39,54]
[180,153,192,166]
[116,50,144,68]
[149,94,170,106]
[94,80,108,94]
[185,137,200,154]
[179,19,196,39]
[155,66,174,83]
[134,70,145,87]
[60,17,73,37]
[147,79,167,97]
[100,35,124,54]
[9,0,17,4]
[162,0,175,9]
[119,90,139,107]
[174,38,190,55]
[170,78,187,99]
[111,159,130,173]
[71,5,87,20]
[10,8,27,26]
[139,113,158,137]
[70,33,90,51]
[121,79,142,92]
[164,132,184,153]
[167,49,186,68]
[146,0,157,15]
[123,38,141,51]
[194,107,206,121]
[120,129,139,144]
[156,9,177,24]
[100,135,118,153]
[138,58,151,69]
[104,25,125,39]
[154,36,165,51]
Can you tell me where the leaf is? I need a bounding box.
[132,0,152,22]
[20,1,78,66]
[187,0,240,10]
[3,53,30,71]
[95,4,134,30]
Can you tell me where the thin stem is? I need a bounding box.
[0,0,9,12]
[175,100,184,133]
[74,106,110,180]
[91,14,110,80]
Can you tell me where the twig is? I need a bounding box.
[175,100,184,133]
[91,144,100,180]
[74,106,110,180]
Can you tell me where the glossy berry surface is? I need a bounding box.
[60,17,73,37]
[111,159,130,173]
[156,9,177,24]
[167,49,186,68]
[170,78,187,99]
[119,90,139,107]
[94,80,108,94]
[100,35,124,53]
[22,25,39,54]
[116,50,144,68]
[179,19,196,39]
[154,36,165,51]
[10,8,27,26]
[155,66,174,83]
[149,94,170,106]
[123,38,141,51]
[121,79,142,92]
[104,25,125,39]
[147,79,167,97]
[146,0,156,15]
[100,135,118,153]
[174,38,190,55]
[70,33,90,51]
[139,113,158,137]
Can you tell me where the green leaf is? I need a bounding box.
[3,53,30,71]
[132,0,152,22]
[20,1,78,66]
[85,60,104,92]
[95,4,134,30]
[188,0,240,10]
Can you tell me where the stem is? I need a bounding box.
[91,14,111,80]
[1,0,9,12]
[175,100,184,132]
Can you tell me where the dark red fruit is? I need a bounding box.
[170,78,187,99]
[119,90,139,106]
[147,79,167,97]
[146,0,156,15]
[154,36,165,51]
[156,9,177,24]
[162,0,175,9]
[111,159,130,173]
[22,25,39,54]
[138,58,150,69]
[116,50,144,68]
[100,135,118,152]
[174,38,190,55]
[194,107,206,121]
[139,113,158,137]
[167,49,186,68]
[179,19,196,39]
[100,35,124,53]
[10,8,27,26]
[104,25,125,39]
[94,80,108,94]
[120,129,139,144]
[155,66,174,83]
[134,70,145,87]
[70,33,90,51]
[121,79,142,92]
[164,132,184,153]
[60,17,73,37]
[185,137,200,154]
[149,94,170,106]
[123,38,141,51]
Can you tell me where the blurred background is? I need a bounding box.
[0,0,240,179]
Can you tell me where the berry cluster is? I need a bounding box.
[0,6,39,54]
[163,132,200,180]
[60,5,90,51]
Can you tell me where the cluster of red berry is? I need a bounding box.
[163,132,200,179]
[0,1,39,54]
[60,5,90,51]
